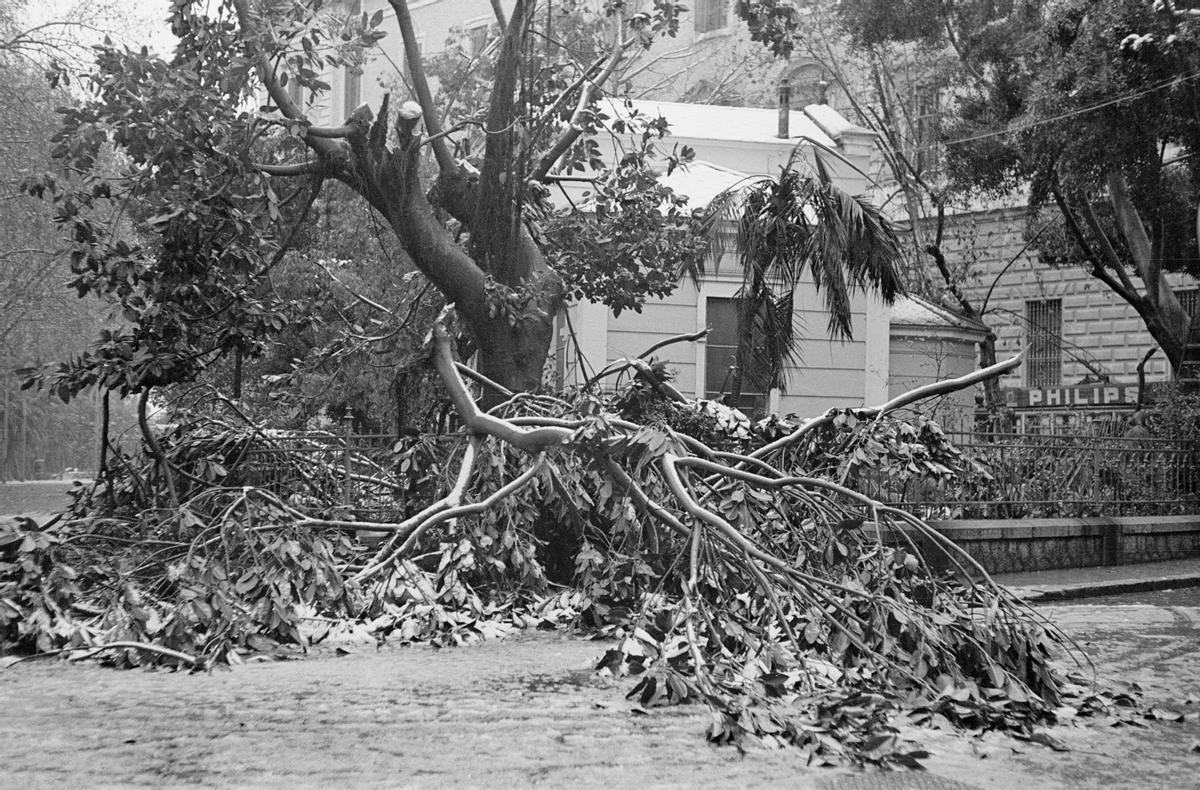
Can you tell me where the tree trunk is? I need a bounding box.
[979,331,1000,404]
[238,2,563,395]
[924,242,1002,413]
[328,106,563,395]
[1105,172,1193,374]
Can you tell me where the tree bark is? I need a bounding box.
[924,240,1001,412]
[1105,172,1192,373]
[1051,178,1192,376]
[236,0,563,394]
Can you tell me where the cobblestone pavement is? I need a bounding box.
[2,603,1198,789]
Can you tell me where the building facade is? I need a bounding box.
[939,206,1200,430]
[552,99,895,418]
[283,2,1023,423]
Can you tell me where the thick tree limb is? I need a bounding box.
[456,362,516,400]
[386,0,453,172]
[1075,191,1138,294]
[583,329,709,390]
[659,453,876,657]
[488,0,508,28]
[1050,182,1139,304]
[750,350,1025,460]
[529,26,630,182]
[352,437,483,582]
[353,447,545,584]
[1106,171,1192,356]
[472,0,536,280]
[4,641,199,667]
[253,161,324,177]
[231,0,343,160]
[1106,172,1157,290]
[306,124,357,139]
[433,322,573,449]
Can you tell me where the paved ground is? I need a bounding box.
[0,479,85,519]
[3,590,1200,788]
[995,558,1200,602]
[4,484,1200,788]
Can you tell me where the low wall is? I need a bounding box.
[910,516,1200,574]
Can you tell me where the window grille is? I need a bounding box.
[1025,299,1062,386]
[1181,288,1200,383]
[1179,288,1199,319]
[694,0,727,34]
[705,297,763,410]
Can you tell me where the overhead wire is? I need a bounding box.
[891,69,1200,158]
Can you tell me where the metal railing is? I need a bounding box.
[229,423,1199,522]
[233,428,459,522]
[873,431,1200,519]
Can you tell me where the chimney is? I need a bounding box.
[777,75,791,139]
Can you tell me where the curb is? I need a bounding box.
[1005,574,1200,603]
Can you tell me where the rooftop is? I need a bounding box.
[614,98,867,149]
[889,294,990,335]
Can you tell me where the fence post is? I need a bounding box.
[342,406,354,508]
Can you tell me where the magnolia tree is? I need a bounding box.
[0,0,1105,765]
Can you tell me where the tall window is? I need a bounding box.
[344,0,362,112]
[705,298,762,410]
[344,66,361,113]
[1026,299,1062,386]
[694,0,727,34]
[1179,287,1199,320]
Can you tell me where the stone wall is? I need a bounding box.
[938,206,1197,388]
[892,516,1200,574]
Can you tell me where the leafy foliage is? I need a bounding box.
[543,107,711,316]
[704,152,904,400]
[22,29,293,399]
[2,355,1086,764]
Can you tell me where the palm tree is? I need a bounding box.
[703,147,905,406]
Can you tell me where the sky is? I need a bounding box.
[23,0,178,59]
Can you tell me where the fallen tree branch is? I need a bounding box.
[583,329,709,391]
[4,641,199,668]
[751,350,1026,460]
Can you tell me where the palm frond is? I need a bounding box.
[790,135,886,193]
[823,184,905,301]
[694,175,770,276]
[718,159,904,395]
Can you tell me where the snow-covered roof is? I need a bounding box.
[801,103,875,142]
[556,160,752,214]
[889,295,990,337]
[615,98,846,149]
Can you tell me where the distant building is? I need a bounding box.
[552,99,895,418]
[288,1,999,423]
[887,295,989,425]
[937,205,1200,430]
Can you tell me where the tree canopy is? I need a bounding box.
[19,0,909,410]
[844,0,1200,373]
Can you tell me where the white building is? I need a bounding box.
[550,99,895,417]
[285,1,980,420]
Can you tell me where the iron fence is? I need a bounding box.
[234,430,460,522]
[873,431,1200,519]
[233,424,1199,523]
